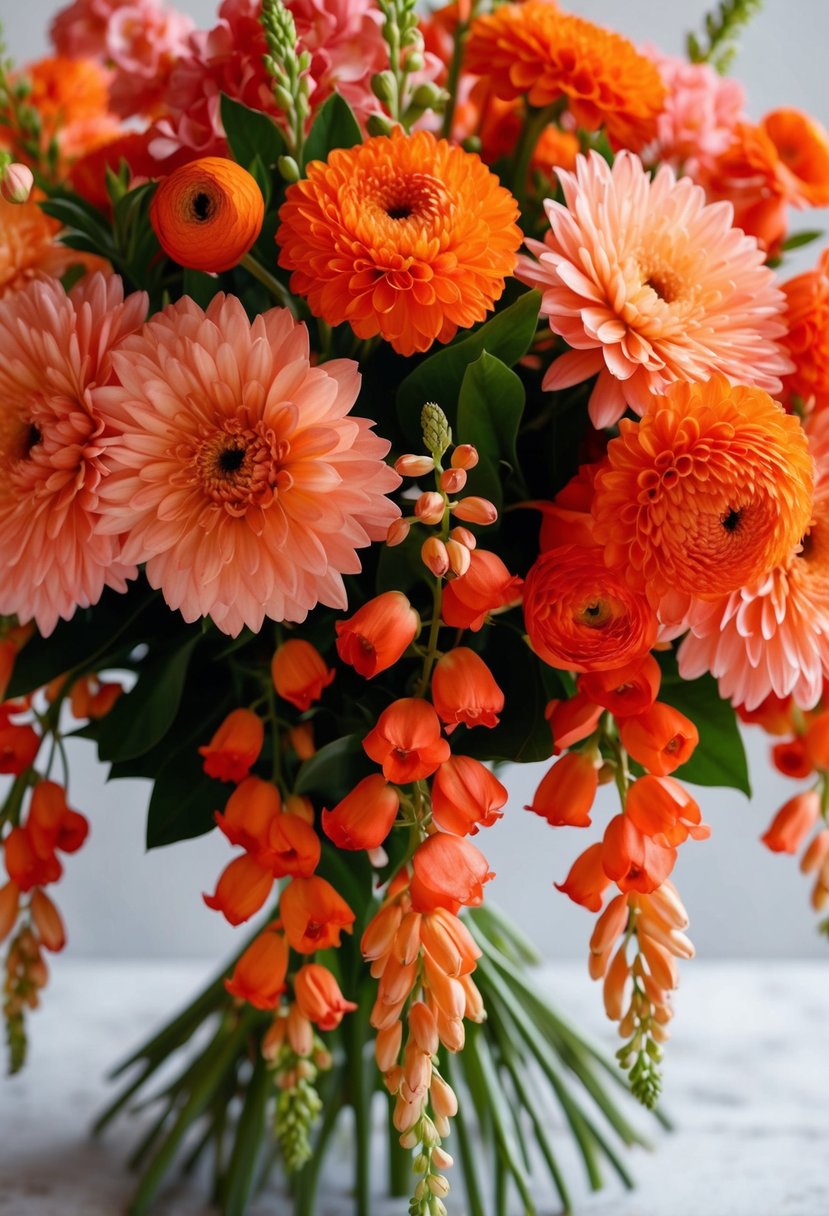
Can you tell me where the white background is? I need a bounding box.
[4,0,829,961]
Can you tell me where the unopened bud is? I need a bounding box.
[367,112,396,138]
[272,84,294,112]
[422,537,450,577]
[415,491,445,525]
[314,1046,333,1070]
[451,497,498,526]
[445,538,471,578]
[439,468,466,494]
[404,51,425,72]
[30,889,65,953]
[431,1146,454,1170]
[262,1017,287,1061]
[410,82,445,110]
[277,155,300,183]
[414,1152,429,1174]
[428,1175,450,1198]
[448,525,476,550]
[0,162,34,204]
[421,403,451,461]
[386,518,411,547]
[395,454,435,477]
[451,444,478,470]
[371,71,397,104]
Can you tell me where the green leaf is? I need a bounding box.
[396,289,540,447]
[182,268,223,308]
[781,229,824,251]
[659,659,751,795]
[219,1055,271,1216]
[220,94,286,168]
[302,93,362,169]
[375,526,425,596]
[456,352,526,510]
[145,745,226,848]
[294,734,370,801]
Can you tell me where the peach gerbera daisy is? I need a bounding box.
[517,151,793,429]
[464,1,665,150]
[93,295,401,636]
[0,273,146,635]
[678,410,829,710]
[276,128,521,356]
[591,376,814,613]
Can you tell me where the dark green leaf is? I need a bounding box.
[302,93,362,169]
[183,268,223,308]
[220,94,286,168]
[219,1055,271,1216]
[781,229,824,251]
[294,734,370,801]
[375,526,426,595]
[659,659,751,795]
[145,745,226,848]
[456,352,526,509]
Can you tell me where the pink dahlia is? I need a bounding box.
[0,274,146,635]
[517,151,793,428]
[93,295,401,636]
[678,411,829,710]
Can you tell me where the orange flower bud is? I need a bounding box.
[421,536,450,577]
[430,755,507,836]
[214,776,281,856]
[440,468,467,494]
[801,828,829,874]
[271,639,334,712]
[203,855,274,925]
[198,708,264,784]
[294,963,358,1030]
[225,928,288,1010]
[375,1020,403,1071]
[28,781,89,858]
[280,875,355,953]
[625,775,710,846]
[545,693,602,752]
[451,444,478,471]
[261,1016,287,1061]
[30,888,66,952]
[0,162,34,204]
[736,692,795,737]
[578,654,661,717]
[555,842,610,911]
[363,698,450,783]
[423,954,467,1021]
[3,828,62,892]
[431,648,504,733]
[415,491,445,524]
[430,1071,459,1118]
[441,549,522,631]
[451,496,498,525]
[0,881,20,942]
[150,156,265,273]
[618,703,699,776]
[287,723,316,761]
[601,814,677,895]
[408,1001,439,1055]
[761,790,821,854]
[420,907,480,977]
[603,944,630,1021]
[771,738,814,780]
[448,525,476,550]
[804,711,829,770]
[393,910,423,967]
[445,538,471,578]
[322,775,399,851]
[526,751,599,828]
[0,718,39,776]
[361,899,403,960]
[410,834,494,914]
[287,1003,314,1056]
[589,892,630,957]
[639,934,678,991]
[386,518,411,547]
[335,591,420,678]
[394,454,435,477]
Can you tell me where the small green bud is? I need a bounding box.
[367,112,396,138]
[371,70,397,104]
[404,51,425,73]
[278,155,301,182]
[421,404,452,463]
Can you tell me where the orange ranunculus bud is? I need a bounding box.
[198,708,264,783]
[430,755,507,836]
[0,718,39,776]
[419,907,480,977]
[288,723,316,760]
[264,812,321,878]
[271,639,335,712]
[803,710,829,770]
[409,834,494,914]
[322,774,399,851]
[280,875,355,953]
[771,738,813,780]
[0,881,20,942]
[440,549,523,632]
[28,781,89,859]
[525,751,599,828]
[225,927,289,1010]
[150,157,265,273]
[524,545,658,673]
[554,842,610,911]
[578,655,661,717]
[3,828,62,892]
[545,693,602,752]
[363,698,450,783]
[69,675,123,720]
[335,592,420,678]
[203,855,274,925]
[618,703,699,776]
[761,790,821,854]
[601,815,677,895]
[214,776,282,856]
[30,888,66,952]
[625,775,710,847]
[431,648,504,733]
[294,963,358,1030]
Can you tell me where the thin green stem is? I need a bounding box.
[440,16,469,138]
[511,99,567,211]
[239,253,297,315]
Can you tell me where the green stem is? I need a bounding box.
[440,16,469,139]
[511,99,566,211]
[348,983,374,1216]
[239,253,297,315]
[414,574,443,698]
[387,1093,411,1197]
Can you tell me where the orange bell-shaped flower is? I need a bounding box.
[203,855,274,925]
[27,781,89,858]
[430,755,507,836]
[363,698,450,783]
[625,775,710,847]
[0,717,39,776]
[761,790,821,854]
[554,842,610,912]
[322,774,400,851]
[545,693,602,752]
[294,963,358,1030]
[271,639,335,712]
[214,776,281,856]
[601,814,677,895]
[526,750,599,828]
[280,875,355,953]
[410,834,494,914]
[335,591,420,678]
[578,654,661,717]
[618,703,699,776]
[431,648,504,733]
[199,709,264,784]
[440,549,523,632]
[225,927,289,1010]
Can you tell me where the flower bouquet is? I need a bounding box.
[2,0,829,1212]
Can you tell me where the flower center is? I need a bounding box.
[721,507,743,534]
[366,170,451,227]
[575,598,612,628]
[23,423,41,457]
[190,190,216,223]
[195,422,287,516]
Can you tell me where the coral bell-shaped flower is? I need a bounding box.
[214,777,281,857]
[294,963,358,1031]
[150,157,265,274]
[440,550,523,631]
[625,776,710,847]
[322,775,400,851]
[410,834,494,914]
[225,927,289,1010]
[4,828,62,892]
[363,699,450,783]
[280,876,356,954]
[555,842,610,912]
[602,815,677,895]
[430,756,508,836]
[761,791,821,854]
[199,709,264,783]
[526,751,599,828]
[264,813,321,879]
[618,704,699,776]
[272,640,335,712]
[27,781,89,859]
[335,592,419,678]
[546,694,603,752]
[203,855,274,925]
[431,648,504,733]
[578,655,662,717]
[0,719,39,776]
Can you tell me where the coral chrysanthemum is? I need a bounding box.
[464,1,666,150]
[678,411,829,710]
[591,376,814,612]
[0,273,146,635]
[517,151,793,429]
[93,295,401,636]
[0,195,101,297]
[780,248,829,414]
[276,128,521,356]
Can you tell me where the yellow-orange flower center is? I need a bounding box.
[187,422,289,517]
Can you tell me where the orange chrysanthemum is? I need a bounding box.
[276,128,521,356]
[0,194,104,298]
[781,248,829,414]
[464,0,666,150]
[592,376,814,612]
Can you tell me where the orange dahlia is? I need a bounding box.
[781,248,829,414]
[592,376,814,612]
[276,128,521,356]
[464,1,666,150]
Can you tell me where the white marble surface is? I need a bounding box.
[0,959,826,1216]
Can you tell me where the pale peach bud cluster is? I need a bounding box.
[801,828,829,912]
[4,924,49,1020]
[261,1001,331,1086]
[0,160,34,204]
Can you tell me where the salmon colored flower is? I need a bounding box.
[276,128,521,356]
[761,791,821,854]
[625,776,710,847]
[199,709,264,784]
[94,295,400,636]
[335,592,420,678]
[203,854,274,925]
[294,963,358,1030]
[30,888,66,953]
[465,2,665,149]
[430,755,507,837]
[523,545,658,673]
[420,907,480,978]
[0,273,145,635]
[225,926,289,1010]
[780,248,829,414]
[0,881,19,942]
[592,377,814,611]
[618,704,699,777]
[150,157,264,273]
[271,640,335,712]
[518,151,792,428]
[363,699,450,783]
[214,776,280,855]
[431,648,504,733]
[0,719,39,776]
[4,829,62,892]
[410,834,494,914]
[526,752,598,828]
[555,842,609,912]
[440,549,523,632]
[578,655,661,718]
[68,675,123,720]
[322,775,400,851]
[546,694,603,752]
[27,781,89,859]
[280,875,355,954]
[602,815,677,895]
